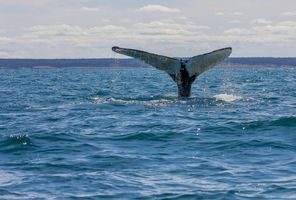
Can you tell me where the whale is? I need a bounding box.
[112,46,232,97]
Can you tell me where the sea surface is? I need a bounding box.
[0,65,295,199]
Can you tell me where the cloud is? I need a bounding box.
[178,16,188,20]
[278,20,296,26]
[0,20,212,57]
[1,18,296,58]
[281,11,296,16]
[223,21,296,43]
[228,20,241,24]
[215,11,245,16]
[251,18,273,25]
[138,5,180,13]
[133,20,209,38]
[230,12,245,16]
[0,36,12,44]
[80,7,99,12]
[216,12,225,16]
[101,19,110,23]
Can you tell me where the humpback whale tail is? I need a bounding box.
[112,46,232,97]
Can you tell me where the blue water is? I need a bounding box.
[0,66,295,199]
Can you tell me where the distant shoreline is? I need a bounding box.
[0,58,295,68]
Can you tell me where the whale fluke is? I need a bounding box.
[112,46,232,97]
[112,46,180,75]
[186,47,232,77]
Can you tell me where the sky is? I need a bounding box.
[0,0,296,58]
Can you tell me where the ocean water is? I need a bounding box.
[0,66,295,199]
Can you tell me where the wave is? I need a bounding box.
[202,116,296,137]
[111,129,181,142]
[241,116,296,129]
[272,116,296,127]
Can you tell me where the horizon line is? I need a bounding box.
[0,56,296,59]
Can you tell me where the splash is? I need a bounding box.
[213,94,242,102]
[8,134,31,145]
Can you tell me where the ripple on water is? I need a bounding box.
[0,170,25,187]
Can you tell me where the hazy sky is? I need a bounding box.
[0,0,296,58]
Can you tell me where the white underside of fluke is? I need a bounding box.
[112,46,180,75]
[186,47,232,77]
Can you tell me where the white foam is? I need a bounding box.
[213,93,242,102]
[92,97,175,106]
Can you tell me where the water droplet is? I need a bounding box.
[196,128,201,136]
